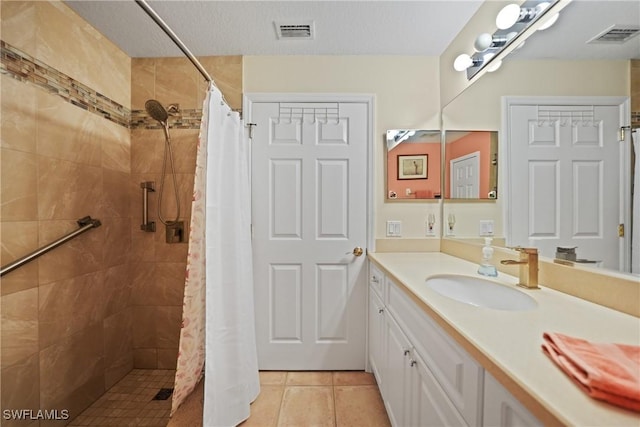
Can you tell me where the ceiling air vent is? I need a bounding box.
[275,21,314,40]
[587,25,640,44]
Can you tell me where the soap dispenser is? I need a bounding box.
[478,237,498,277]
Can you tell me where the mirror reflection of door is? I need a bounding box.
[450,152,480,198]
[444,130,498,199]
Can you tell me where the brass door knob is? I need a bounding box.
[352,247,364,257]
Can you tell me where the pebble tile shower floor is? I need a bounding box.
[69,369,175,426]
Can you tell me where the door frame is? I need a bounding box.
[501,95,631,271]
[243,93,375,253]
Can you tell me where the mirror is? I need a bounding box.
[385,129,442,200]
[441,0,639,275]
[444,130,498,199]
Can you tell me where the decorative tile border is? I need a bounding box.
[0,40,203,130]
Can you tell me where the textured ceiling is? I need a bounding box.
[64,0,485,57]
[64,0,640,60]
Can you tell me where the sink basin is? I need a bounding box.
[426,274,537,311]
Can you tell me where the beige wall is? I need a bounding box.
[129,56,241,369]
[244,55,442,242]
[1,1,132,423]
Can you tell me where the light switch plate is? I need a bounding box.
[479,220,494,236]
[386,220,402,237]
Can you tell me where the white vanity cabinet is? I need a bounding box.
[368,261,483,426]
[483,372,542,427]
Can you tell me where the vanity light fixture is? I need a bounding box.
[496,1,551,30]
[454,0,561,79]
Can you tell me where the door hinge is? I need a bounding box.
[618,223,624,237]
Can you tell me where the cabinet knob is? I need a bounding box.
[378,308,384,314]
[371,275,379,283]
[403,349,411,356]
[410,359,417,367]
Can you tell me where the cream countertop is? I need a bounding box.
[368,252,640,427]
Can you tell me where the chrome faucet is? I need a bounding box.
[500,247,540,289]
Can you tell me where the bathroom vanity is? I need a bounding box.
[367,252,640,426]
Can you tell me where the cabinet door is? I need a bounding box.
[383,311,412,427]
[408,351,467,427]
[484,372,542,427]
[368,288,386,388]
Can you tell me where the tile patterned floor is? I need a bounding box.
[68,369,175,427]
[68,370,390,427]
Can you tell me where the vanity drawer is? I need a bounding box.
[369,262,385,300]
[387,278,483,427]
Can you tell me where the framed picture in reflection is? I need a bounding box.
[398,154,428,179]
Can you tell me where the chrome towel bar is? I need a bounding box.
[0,216,101,278]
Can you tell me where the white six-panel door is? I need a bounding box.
[506,99,626,270]
[249,98,369,370]
[450,151,480,198]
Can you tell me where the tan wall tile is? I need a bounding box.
[1,221,39,295]
[155,58,199,110]
[102,169,131,218]
[0,75,37,153]
[36,91,102,167]
[156,306,182,349]
[0,1,37,57]
[39,324,105,417]
[131,58,156,110]
[133,348,157,369]
[157,348,178,370]
[1,353,40,424]
[38,271,106,349]
[100,121,131,173]
[103,310,133,389]
[37,220,104,285]
[198,56,243,111]
[103,264,133,318]
[102,217,131,267]
[132,306,158,348]
[1,288,39,368]
[37,157,102,221]
[1,148,38,221]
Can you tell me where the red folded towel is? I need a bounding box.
[542,332,640,412]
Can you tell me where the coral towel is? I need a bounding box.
[542,332,640,412]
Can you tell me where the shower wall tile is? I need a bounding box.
[131,262,155,306]
[156,306,182,349]
[36,91,102,167]
[169,129,199,173]
[37,220,104,285]
[101,123,131,173]
[157,348,179,370]
[198,55,243,111]
[133,348,158,369]
[103,309,134,390]
[154,263,186,306]
[131,129,164,173]
[131,58,156,111]
[1,148,38,221]
[132,306,158,349]
[130,220,157,263]
[0,75,37,153]
[155,57,199,110]
[38,271,106,349]
[0,221,39,295]
[102,217,131,267]
[102,169,131,218]
[103,264,133,318]
[0,1,37,58]
[39,324,106,424]
[1,287,39,368]
[1,352,40,427]
[34,2,131,108]
[37,157,103,221]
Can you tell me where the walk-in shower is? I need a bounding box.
[145,99,185,243]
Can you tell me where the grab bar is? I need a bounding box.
[0,216,101,278]
[140,181,156,232]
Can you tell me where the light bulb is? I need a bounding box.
[474,33,493,52]
[483,53,502,72]
[538,13,559,30]
[453,54,473,71]
[496,4,521,30]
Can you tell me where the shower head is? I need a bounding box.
[145,99,168,124]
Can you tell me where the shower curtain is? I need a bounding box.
[632,130,639,275]
[171,83,260,425]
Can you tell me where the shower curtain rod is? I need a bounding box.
[135,0,213,83]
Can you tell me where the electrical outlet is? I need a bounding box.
[386,220,402,237]
[425,221,436,236]
[479,220,494,236]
